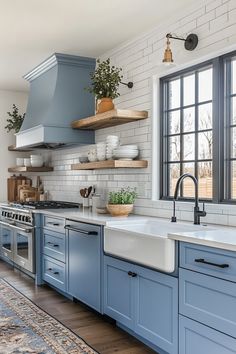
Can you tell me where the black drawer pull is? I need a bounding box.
[46,242,59,247]
[47,222,60,226]
[195,258,229,268]
[128,271,137,277]
[64,225,98,235]
[53,271,59,275]
[47,268,52,271]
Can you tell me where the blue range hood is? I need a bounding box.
[16,53,96,149]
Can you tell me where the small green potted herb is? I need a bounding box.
[86,58,123,114]
[107,187,138,217]
[5,104,25,133]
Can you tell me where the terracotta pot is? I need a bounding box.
[97,98,114,114]
[107,204,134,217]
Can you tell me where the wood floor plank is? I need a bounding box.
[0,260,157,354]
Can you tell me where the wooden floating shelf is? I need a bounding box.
[71,160,148,170]
[71,109,148,130]
[8,166,53,173]
[8,145,32,152]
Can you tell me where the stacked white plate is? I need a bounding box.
[113,145,139,160]
[30,155,44,167]
[96,142,106,161]
[106,135,119,160]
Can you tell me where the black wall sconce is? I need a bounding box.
[163,33,198,64]
[121,81,134,88]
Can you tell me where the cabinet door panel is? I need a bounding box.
[135,265,178,354]
[104,256,135,330]
[179,315,236,354]
[179,268,236,338]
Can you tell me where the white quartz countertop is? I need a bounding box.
[41,207,236,252]
[33,208,147,226]
[168,228,236,251]
[1,202,236,251]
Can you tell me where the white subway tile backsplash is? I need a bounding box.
[34,0,236,227]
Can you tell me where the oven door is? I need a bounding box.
[14,226,35,273]
[0,223,14,261]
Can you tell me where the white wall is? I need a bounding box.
[37,0,236,226]
[0,90,28,201]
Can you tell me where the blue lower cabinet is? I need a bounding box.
[179,315,236,354]
[179,268,236,338]
[43,229,65,263]
[104,256,135,330]
[135,265,178,354]
[104,256,178,353]
[42,255,66,292]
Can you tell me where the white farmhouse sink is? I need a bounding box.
[104,219,212,273]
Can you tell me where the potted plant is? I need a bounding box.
[107,187,138,217]
[87,58,123,114]
[5,104,25,133]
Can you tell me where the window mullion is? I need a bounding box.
[180,76,184,197]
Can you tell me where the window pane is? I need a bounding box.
[198,131,213,160]
[198,161,213,199]
[183,134,195,160]
[231,161,236,199]
[169,79,180,109]
[183,107,195,132]
[198,68,212,102]
[169,110,180,135]
[199,103,212,130]
[182,163,195,197]
[169,135,180,161]
[183,74,195,106]
[169,163,180,196]
[231,97,236,125]
[232,60,236,95]
[231,127,236,158]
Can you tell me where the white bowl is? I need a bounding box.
[97,155,106,161]
[31,161,44,167]
[118,145,139,150]
[30,155,42,159]
[106,135,119,140]
[113,150,139,160]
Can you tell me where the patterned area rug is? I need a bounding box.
[0,278,98,354]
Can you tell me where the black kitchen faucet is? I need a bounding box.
[171,173,206,225]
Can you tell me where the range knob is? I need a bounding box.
[25,216,31,223]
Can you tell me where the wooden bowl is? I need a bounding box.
[107,204,133,217]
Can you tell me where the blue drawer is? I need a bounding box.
[180,242,236,282]
[179,315,236,354]
[43,229,65,262]
[43,215,65,234]
[179,268,236,338]
[42,255,66,292]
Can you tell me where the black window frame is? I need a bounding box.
[160,50,236,204]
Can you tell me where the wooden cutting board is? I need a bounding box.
[7,175,17,202]
[7,175,32,202]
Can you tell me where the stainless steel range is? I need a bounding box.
[0,206,34,273]
[0,201,80,274]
